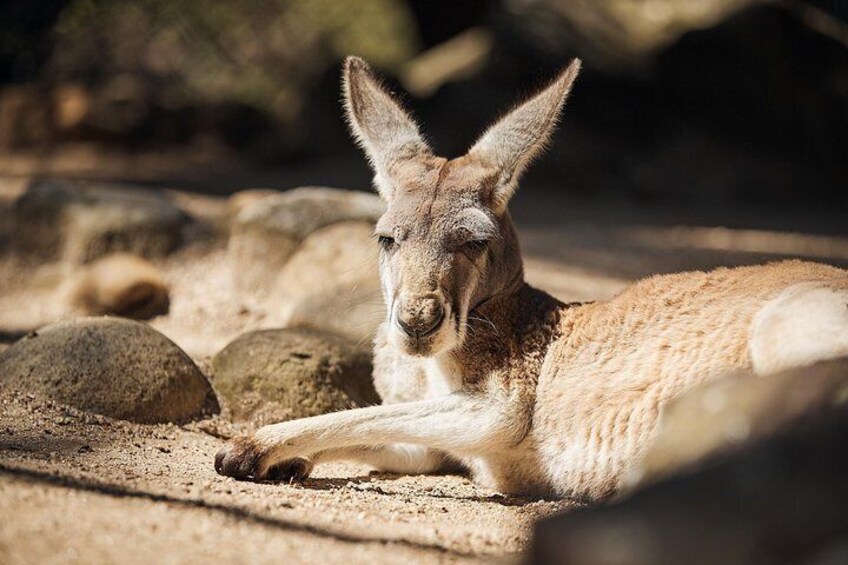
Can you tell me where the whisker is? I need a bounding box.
[467,313,499,336]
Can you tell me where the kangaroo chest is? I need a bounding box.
[424,356,463,398]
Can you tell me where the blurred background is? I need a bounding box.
[2,0,848,285]
[1,4,848,562]
[1,0,846,212]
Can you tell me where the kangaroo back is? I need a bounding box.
[534,260,848,498]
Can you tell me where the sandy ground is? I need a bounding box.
[0,389,579,564]
[1,176,847,564]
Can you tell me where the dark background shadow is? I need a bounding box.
[1,0,846,237]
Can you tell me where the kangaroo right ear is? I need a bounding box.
[469,59,581,213]
[343,56,432,199]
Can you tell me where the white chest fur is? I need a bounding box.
[424,355,463,398]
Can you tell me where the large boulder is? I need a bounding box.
[211,328,380,428]
[283,284,385,346]
[0,317,219,424]
[13,179,187,263]
[625,358,848,490]
[228,187,384,294]
[271,221,383,342]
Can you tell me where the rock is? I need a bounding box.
[0,317,219,424]
[13,179,187,263]
[271,221,383,342]
[625,358,848,490]
[211,328,380,428]
[62,253,170,320]
[228,187,384,294]
[530,367,848,565]
[226,189,279,221]
[274,217,378,295]
[284,285,385,346]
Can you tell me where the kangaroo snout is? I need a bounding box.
[396,296,445,338]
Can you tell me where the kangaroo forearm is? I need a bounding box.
[252,394,503,458]
[310,444,456,474]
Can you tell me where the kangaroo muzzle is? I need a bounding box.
[396,295,445,338]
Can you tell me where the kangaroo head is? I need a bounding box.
[343,56,581,356]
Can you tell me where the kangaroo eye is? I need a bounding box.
[462,239,489,256]
[377,235,396,250]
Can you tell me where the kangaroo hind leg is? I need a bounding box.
[750,280,848,375]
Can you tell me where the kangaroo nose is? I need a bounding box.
[397,298,444,338]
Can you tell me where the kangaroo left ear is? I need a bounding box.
[469,59,581,212]
[343,56,432,200]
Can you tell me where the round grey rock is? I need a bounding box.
[14,179,187,263]
[228,187,384,293]
[0,317,219,424]
[211,328,380,427]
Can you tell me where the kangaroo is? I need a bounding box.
[215,57,848,500]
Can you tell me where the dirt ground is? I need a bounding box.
[0,388,581,564]
[1,176,847,564]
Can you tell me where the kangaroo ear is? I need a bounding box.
[343,56,432,199]
[469,58,581,212]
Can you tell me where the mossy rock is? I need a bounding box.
[0,317,219,424]
[211,328,380,427]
